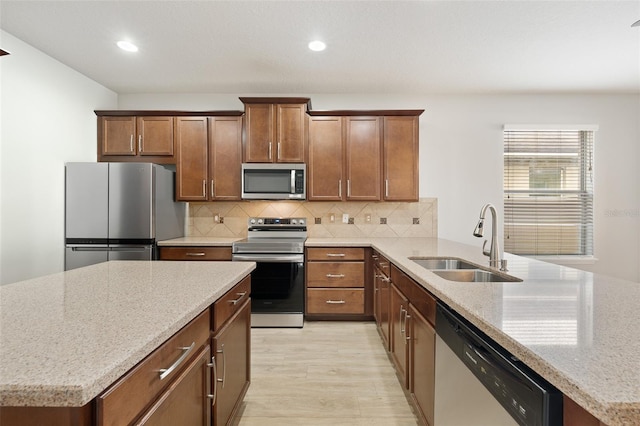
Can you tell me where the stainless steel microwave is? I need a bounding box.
[241,163,306,200]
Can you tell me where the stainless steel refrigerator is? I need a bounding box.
[64,162,185,271]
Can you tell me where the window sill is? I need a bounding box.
[527,255,598,265]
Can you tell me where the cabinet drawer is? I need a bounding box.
[159,246,232,261]
[307,289,364,314]
[96,310,210,426]
[307,247,365,261]
[307,262,364,287]
[372,250,390,276]
[212,276,251,332]
[391,264,436,326]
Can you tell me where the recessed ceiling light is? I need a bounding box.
[117,40,138,52]
[308,40,326,52]
[632,19,640,27]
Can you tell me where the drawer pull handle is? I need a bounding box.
[217,344,226,388]
[207,355,218,406]
[229,292,247,305]
[159,342,195,380]
[186,252,206,256]
[326,253,346,257]
[326,300,346,304]
[325,274,345,278]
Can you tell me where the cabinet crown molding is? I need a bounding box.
[95,110,244,117]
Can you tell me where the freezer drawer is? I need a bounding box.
[65,245,154,271]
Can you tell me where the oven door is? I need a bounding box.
[232,253,305,327]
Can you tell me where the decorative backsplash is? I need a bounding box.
[187,198,437,238]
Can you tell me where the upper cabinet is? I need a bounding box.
[383,116,419,201]
[175,115,243,202]
[308,110,423,202]
[97,114,174,163]
[240,97,310,163]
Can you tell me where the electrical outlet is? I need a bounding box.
[380,217,387,224]
[329,213,335,223]
[342,213,349,224]
[213,213,220,223]
[365,214,371,223]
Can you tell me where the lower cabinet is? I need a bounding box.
[372,250,391,350]
[159,246,232,261]
[305,247,371,319]
[135,345,212,426]
[409,305,436,426]
[390,283,409,388]
[211,299,251,426]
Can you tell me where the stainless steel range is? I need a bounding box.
[232,217,307,328]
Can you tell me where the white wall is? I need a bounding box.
[120,93,640,282]
[0,31,117,285]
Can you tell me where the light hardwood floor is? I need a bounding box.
[236,321,419,425]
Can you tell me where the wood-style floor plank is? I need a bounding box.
[236,321,419,425]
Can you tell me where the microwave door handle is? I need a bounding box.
[291,170,295,194]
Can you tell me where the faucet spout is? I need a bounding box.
[473,203,507,271]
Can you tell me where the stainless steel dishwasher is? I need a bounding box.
[435,302,563,426]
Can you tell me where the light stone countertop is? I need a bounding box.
[157,236,243,246]
[307,237,640,426]
[0,260,255,407]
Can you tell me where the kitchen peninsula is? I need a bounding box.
[160,236,640,426]
[0,260,255,425]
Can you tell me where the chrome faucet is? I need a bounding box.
[473,203,508,271]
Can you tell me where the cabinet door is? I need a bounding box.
[175,117,209,201]
[379,276,390,350]
[308,116,344,200]
[384,116,419,201]
[345,117,382,200]
[209,116,242,200]
[137,116,174,156]
[244,103,274,162]
[212,299,251,426]
[390,283,409,388]
[410,305,435,426]
[275,103,306,162]
[101,116,136,156]
[134,345,211,426]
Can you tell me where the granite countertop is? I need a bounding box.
[0,260,255,407]
[307,237,640,426]
[157,236,242,246]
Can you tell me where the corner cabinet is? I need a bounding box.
[175,115,243,201]
[240,97,310,163]
[307,110,423,202]
[97,115,175,164]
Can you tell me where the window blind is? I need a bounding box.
[503,128,594,256]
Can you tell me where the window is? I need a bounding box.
[503,126,595,256]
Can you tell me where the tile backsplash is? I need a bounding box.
[187,198,437,238]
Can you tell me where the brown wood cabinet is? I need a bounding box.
[159,247,232,261]
[308,111,422,202]
[390,283,410,388]
[98,116,175,163]
[211,295,251,426]
[372,250,391,350]
[134,345,212,426]
[307,116,344,200]
[305,247,370,319]
[175,116,242,201]
[240,97,310,163]
[383,116,419,201]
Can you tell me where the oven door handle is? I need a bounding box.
[232,254,304,263]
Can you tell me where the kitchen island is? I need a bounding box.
[0,260,255,424]
[305,237,640,426]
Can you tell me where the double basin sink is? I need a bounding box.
[410,257,522,283]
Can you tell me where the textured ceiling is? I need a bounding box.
[1,0,639,95]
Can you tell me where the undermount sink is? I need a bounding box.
[431,269,522,283]
[409,257,522,283]
[410,257,478,270]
